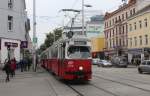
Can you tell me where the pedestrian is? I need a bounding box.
[20,59,24,72]
[27,58,31,71]
[24,58,27,71]
[10,58,16,77]
[2,59,11,82]
[131,58,134,65]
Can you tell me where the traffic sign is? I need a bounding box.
[33,37,37,43]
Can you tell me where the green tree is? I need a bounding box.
[37,28,62,54]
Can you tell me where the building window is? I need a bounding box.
[144,18,148,27]
[133,8,135,14]
[112,19,114,24]
[122,14,124,20]
[129,24,132,31]
[110,39,112,48]
[123,39,125,46]
[113,29,114,36]
[106,42,108,48]
[113,38,114,47]
[116,37,118,46]
[130,10,133,16]
[116,27,118,35]
[8,16,13,32]
[126,12,128,19]
[145,35,148,45]
[119,39,122,46]
[130,38,132,47]
[119,16,121,21]
[122,25,125,34]
[126,24,128,33]
[134,37,137,46]
[134,22,136,30]
[115,17,117,23]
[119,26,121,34]
[139,21,142,29]
[110,30,111,37]
[109,20,111,27]
[139,36,142,45]
[8,0,13,9]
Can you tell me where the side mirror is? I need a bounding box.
[67,31,74,38]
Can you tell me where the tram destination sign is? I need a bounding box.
[74,41,87,45]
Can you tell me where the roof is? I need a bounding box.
[128,4,150,20]
[104,0,136,20]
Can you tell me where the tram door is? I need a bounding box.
[59,43,65,77]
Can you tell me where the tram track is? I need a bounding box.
[93,74,150,93]
[45,78,59,96]
[89,83,120,96]
[66,81,121,96]
[95,72,150,85]
[66,84,85,96]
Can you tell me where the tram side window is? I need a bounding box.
[62,43,66,58]
[51,46,58,58]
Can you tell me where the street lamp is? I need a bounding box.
[82,0,92,35]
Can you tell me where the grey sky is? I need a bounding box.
[25,0,123,46]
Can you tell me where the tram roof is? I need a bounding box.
[40,35,91,55]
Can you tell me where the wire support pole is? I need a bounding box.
[82,0,85,35]
[33,0,36,72]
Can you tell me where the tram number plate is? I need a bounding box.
[74,41,86,45]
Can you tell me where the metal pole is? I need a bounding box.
[82,0,85,35]
[33,0,36,72]
[54,32,55,42]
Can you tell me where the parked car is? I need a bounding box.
[97,60,112,67]
[111,56,128,68]
[92,58,100,65]
[138,60,150,74]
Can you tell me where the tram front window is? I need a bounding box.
[68,46,91,59]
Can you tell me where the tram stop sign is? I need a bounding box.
[33,37,37,44]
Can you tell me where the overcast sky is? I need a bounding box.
[25,0,123,46]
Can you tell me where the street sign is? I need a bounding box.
[33,37,37,43]
[21,41,28,48]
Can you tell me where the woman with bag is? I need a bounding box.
[2,59,11,82]
[10,58,17,77]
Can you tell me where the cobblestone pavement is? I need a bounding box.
[1,66,150,96]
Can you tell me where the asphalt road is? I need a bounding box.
[1,66,150,96]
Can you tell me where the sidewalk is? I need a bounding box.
[0,68,52,96]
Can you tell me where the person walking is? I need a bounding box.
[2,59,11,82]
[10,58,16,77]
[20,59,24,72]
[27,58,31,71]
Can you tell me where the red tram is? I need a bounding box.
[40,35,92,80]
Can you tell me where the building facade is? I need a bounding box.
[0,0,30,65]
[104,0,136,57]
[86,15,105,59]
[128,5,150,63]
[104,0,150,58]
[91,37,105,59]
[86,15,104,38]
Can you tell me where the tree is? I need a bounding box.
[37,28,62,54]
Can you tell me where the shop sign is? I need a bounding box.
[5,42,18,47]
[21,41,28,48]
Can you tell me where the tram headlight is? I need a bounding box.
[79,66,83,71]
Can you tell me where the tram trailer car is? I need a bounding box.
[40,35,92,80]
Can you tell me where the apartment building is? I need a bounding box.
[0,0,30,65]
[128,5,150,62]
[104,0,136,58]
[104,0,150,58]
